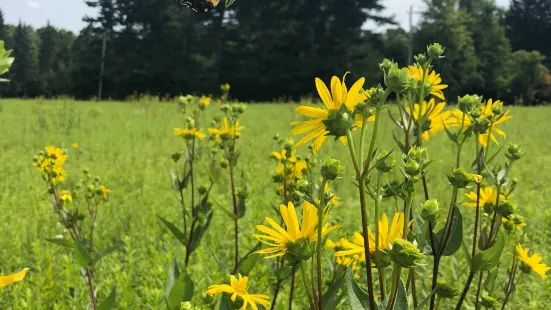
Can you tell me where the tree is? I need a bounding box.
[0,8,6,42]
[505,50,548,105]
[415,0,481,100]
[506,0,551,66]
[10,23,41,97]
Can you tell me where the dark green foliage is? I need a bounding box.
[0,0,550,103]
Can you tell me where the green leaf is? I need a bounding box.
[207,245,229,275]
[484,267,499,292]
[345,267,368,310]
[378,278,407,310]
[158,216,187,247]
[392,132,406,153]
[189,211,213,252]
[322,270,346,310]
[394,278,408,310]
[472,232,505,272]
[170,171,180,192]
[441,207,463,256]
[74,243,92,267]
[97,287,116,310]
[165,259,194,310]
[164,258,180,306]
[236,196,246,219]
[230,150,241,167]
[218,293,232,310]
[461,240,472,266]
[46,237,75,248]
[236,242,262,276]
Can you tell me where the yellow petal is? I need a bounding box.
[0,268,29,287]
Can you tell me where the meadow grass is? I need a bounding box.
[0,98,549,309]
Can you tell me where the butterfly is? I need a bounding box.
[179,0,235,13]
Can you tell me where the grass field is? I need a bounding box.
[0,98,550,309]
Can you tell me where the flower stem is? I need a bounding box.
[386,263,402,310]
[288,266,296,310]
[454,271,475,310]
[316,178,328,310]
[301,263,315,309]
[229,161,239,273]
[345,129,376,310]
[374,171,386,300]
[501,256,519,310]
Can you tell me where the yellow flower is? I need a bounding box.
[464,187,503,208]
[253,201,340,259]
[335,212,409,260]
[450,99,512,147]
[32,146,68,184]
[208,117,244,141]
[200,96,211,106]
[206,274,270,310]
[502,217,526,231]
[60,190,72,204]
[0,268,29,287]
[407,65,448,100]
[99,185,111,200]
[71,143,78,149]
[510,244,550,279]
[408,98,455,140]
[174,128,205,140]
[291,73,369,154]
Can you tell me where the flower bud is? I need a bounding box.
[405,146,430,166]
[404,159,421,178]
[375,151,396,173]
[427,43,445,59]
[506,142,524,161]
[473,117,491,134]
[379,58,395,73]
[172,152,182,162]
[180,301,193,310]
[447,167,482,188]
[219,158,229,169]
[368,86,384,106]
[389,239,424,268]
[436,280,458,299]
[497,200,516,218]
[296,180,311,195]
[491,102,504,116]
[197,185,208,195]
[385,66,413,94]
[220,104,230,113]
[321,157,344,181]
[480,295,499,308]
[237,188,248,199]
[503,218,516,233]
[420,199,441,223]
[414,53,429,66]
[457,94,482,114]
[272,173,284,183]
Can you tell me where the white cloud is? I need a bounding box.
[27,1,41,10]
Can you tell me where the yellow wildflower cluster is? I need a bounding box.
[174,127,205,141]
[270,139,308,198]
[208,116,244,142]
[32,146,68,184]
[206,274,270,310]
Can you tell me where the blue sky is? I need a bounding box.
[1,0,511,34]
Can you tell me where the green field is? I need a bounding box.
[0,99,549,309]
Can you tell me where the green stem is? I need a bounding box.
[501,257,519,310]
[374,171,385,300]
[316,179,328,310]
[361,89,391,178]
[386,263,402,310]
[301,263,315,309]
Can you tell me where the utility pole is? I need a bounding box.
[407,5,423,65]
[98,26,107,101]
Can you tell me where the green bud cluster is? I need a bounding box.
[427,43,445,59]
[457,94,482,114]
[285,239,314,264]
[446,167,481,188]
[389,239,424,268]
[321,157,344,181]
[321,106,354,138]
[385,64,413,94]
[506,142,524,161]
[497,200,516,218]
[420,199,441,223]
[400,147,430,182]
[375,150,396,173]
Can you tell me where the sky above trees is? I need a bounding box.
[1,0,511,33]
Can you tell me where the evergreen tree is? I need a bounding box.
[10,23,41,97]
[506,0,551,66]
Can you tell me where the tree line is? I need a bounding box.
[0,0,550,104]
